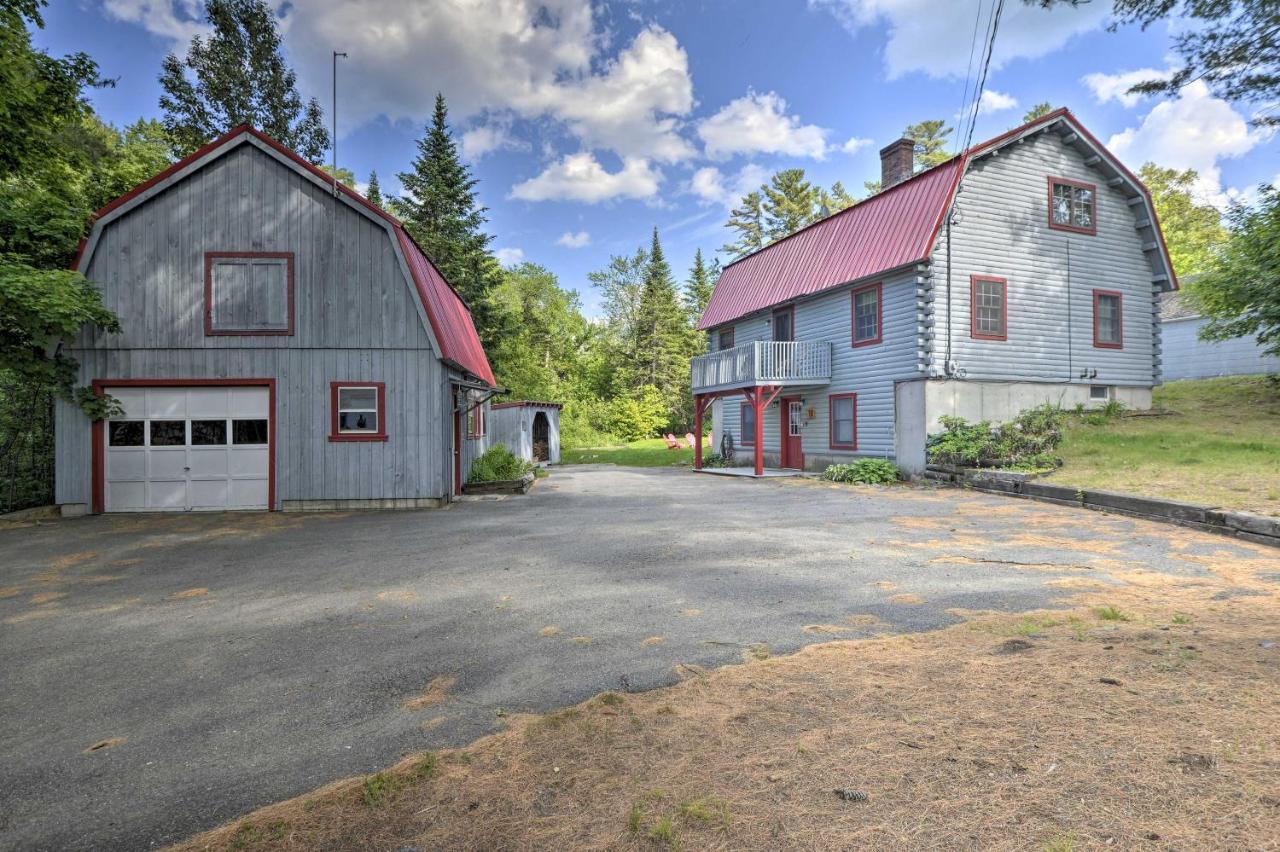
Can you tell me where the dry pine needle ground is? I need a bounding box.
[174,539,1280,852]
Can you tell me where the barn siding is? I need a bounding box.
[58,142,465,509]
[712,268,918,464]
[1160,317,1280,381]
[928,131,1159,387]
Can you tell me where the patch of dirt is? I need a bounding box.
[888,593,924,604]
[36,551,98,584]
[844,614,885,627]
[30,591,66,605]
[538,626,562,638]
[569,636,593,645]
[641,636,665,646]
[375,590,419,604]
[169,588,209,600]
[0,586,22,599]
[677,608,702,617]
[872,581,898,590]
[803,624,853,634]
[85,737,126,753]
[931,555,1095,572]
[403,676,457,711]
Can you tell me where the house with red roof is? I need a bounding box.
[55,126,499,514]
[690,109,1177,476]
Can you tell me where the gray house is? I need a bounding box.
[691,108,1177,475]
[55,126,498,515]
[1158,291,1279,381]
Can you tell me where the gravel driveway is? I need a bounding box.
[0,465,1246,850]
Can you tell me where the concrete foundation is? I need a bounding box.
[924,379,1151,434]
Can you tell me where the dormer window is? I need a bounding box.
[1048,177,1096,235]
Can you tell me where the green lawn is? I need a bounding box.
[561,438,698,467]
[1052,376,1280,516]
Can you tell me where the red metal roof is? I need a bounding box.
[77,125,496,387]
[697,108,1175,330]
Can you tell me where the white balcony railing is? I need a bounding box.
[691,340,833,393]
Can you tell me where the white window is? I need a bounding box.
[1090,385,1111,402]
[331,383,386,441]
[788,401,803,437]
[829,394,856,449]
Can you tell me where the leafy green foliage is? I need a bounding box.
[467,443,532,483]
[158,0,329,161]
[1189,184,1280,358]
[720,170,872,259]
[608,385,667,442]
[1022,102,1054,123]
[1138,163,1228,277]
[927,405,1066,468]
[822,458,903,484]
[904,119,953,170]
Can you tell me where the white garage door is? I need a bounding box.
[103,386,270,512]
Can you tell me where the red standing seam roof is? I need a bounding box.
[697,108,1175,331]
[75,124,496,388]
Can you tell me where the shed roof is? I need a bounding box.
[697,108,1177,330]
[490,400,564,410]
[75,125,496,387]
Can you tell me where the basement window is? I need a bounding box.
[1089,385,1112,403]
[330,382,387,442]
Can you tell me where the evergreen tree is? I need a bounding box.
[720,190,764,259]
[903,119,953,170]
[863,179,882,197]
[819,181,858,216]
[683,248,716,322]
[1022,102,1054,123]
[397,93,498,344]
[634,228,689,426]
[158,0,329,162]
[762,168,820,240]
[365,170,383,208]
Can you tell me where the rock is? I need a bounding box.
[1098,677,1122,686]
[994,639,1034,654]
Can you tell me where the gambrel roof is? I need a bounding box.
[698,108,1177,331]
[74,125,497,387]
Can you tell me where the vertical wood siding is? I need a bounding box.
[58,143,460,506]
[928,132,1159,386]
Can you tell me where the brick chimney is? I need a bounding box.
[879,137,915,190]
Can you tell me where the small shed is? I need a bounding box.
[488,401,562,464]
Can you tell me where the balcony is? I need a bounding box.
[691,340,833,394]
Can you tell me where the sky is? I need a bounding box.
[34,0,1280,317]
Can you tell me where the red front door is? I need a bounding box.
[780,396,804,469]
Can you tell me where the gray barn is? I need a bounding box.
[1159,292,1279,381]
[487,402,562,465]
[55,126,498,514]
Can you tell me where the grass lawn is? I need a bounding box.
[561,437,702,467]
[1053,376,1280,516]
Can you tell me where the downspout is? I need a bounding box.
[944,216,953,373]
[1065,239,1073,381]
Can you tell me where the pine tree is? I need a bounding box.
[721,190,764,260]
[683,248,715,322]
[158,0,329,162]
[365,170,383,208]
[397,93,497,344]
[634,228,689,426]
[1022,102,1053,123]
[819,181,857,216]
[762,168,820,241]
[903,119,953,170]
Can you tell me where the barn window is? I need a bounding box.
[740,402,756,446]
[330,382,388,442]
[851,283,882,347]
[970,276,1007,340]
[829,393,857,450]
[205,252,294,335]
[467,399,485,439]
[1048,178,1096,234]
[1093,290,1123,348]
[718,329,735,350]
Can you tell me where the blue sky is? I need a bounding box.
[36,1,1279,316]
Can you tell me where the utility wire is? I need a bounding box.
[953,0,989,154]
[961,0,1006,155]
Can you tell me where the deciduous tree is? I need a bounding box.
[1138,163,1228,277]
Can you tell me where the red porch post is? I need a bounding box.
[753,387,765,476]
[693,393,704,470]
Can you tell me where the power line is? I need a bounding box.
[961,0,1006,155]
[954,0,989,153]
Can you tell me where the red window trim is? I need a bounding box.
[739,401,756,446]
[969,275,1008,341]
[204,251,296,336]
[850,282,883,348]
[1047,176,1097,236]
[90,378,277,514]
[771,305,794,342]
[1092,289,1124,349]
[329,382,388,442]
[828,392,858,451]
[467,400,485,439]
[718,328,735,350]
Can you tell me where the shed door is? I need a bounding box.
[103,387,270,511]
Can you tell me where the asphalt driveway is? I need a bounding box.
[0,465,1255,850]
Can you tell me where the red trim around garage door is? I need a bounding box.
[90,378,277,514]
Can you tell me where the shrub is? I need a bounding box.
[701,452,730,468]
[822,458,902,484]
[467,443,532,483]
[560,398,621,448]
[927,404,1065,468]
[609,385,667,441]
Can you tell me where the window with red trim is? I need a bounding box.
[851,283,882,347]
[1048,177,1096,235]
[467,400,485,438]
[330,382,387,442]
[970,275,1007,340]
[829,393,857,450]
[740,402,756,446]
[1093,289,1123,349]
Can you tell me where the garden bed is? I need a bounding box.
[461,472,535,496]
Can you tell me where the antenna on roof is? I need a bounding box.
[331,50,348,197]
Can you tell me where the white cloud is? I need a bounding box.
[841,136,873,155]
[495,247,525,265]
[810,0,1108,79]
[978,90,1018,114]
[556,230,591,248]
[1107,81,1266,209]
[1082,67,1173,108]
[510,153,662,203]
[688,163,768,209]
[460,117,527,160]
[697,91,829,160]
[102,0,206,43]
[108,1,697,165]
